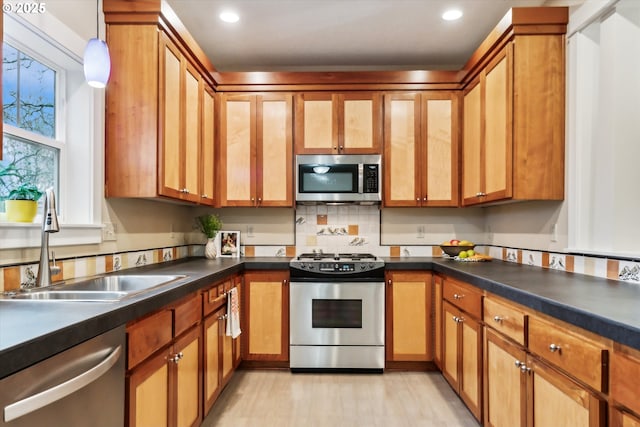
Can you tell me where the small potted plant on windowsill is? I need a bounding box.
[195,214,223,259]
[5,184,43,223]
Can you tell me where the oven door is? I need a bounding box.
[290,281,384,346]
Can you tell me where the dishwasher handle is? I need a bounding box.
[4,345,122,422]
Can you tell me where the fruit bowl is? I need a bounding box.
[440,245,475,257]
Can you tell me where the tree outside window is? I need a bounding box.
[1,42,58,213]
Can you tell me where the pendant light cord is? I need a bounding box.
[96,0,99,39]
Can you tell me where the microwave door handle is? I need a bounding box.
[358,164,364,193]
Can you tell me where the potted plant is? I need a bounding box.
[195,214,223,259]
[5,184,43,223]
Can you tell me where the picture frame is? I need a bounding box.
[218,230,241,258]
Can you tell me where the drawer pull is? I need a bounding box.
[169,352,184,363]
[493,315,503,323]
[453,293,464,300]
[549,343,562,353]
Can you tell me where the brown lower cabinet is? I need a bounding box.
[242,270,289,363]
[125,295,203,427]
[385,271,433,363]
[441,277,483,422]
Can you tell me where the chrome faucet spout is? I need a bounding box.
[35,188,60,288]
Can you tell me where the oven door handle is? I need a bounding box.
[4,345,122,422]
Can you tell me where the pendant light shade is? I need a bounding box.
[83,38,111,88]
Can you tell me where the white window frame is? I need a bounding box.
[0,11,102,249]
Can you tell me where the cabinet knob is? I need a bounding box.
[493,315,503,323]
[201,194,208,198]
[549,343,561,353]
[475,192,486,197]
[170,352,184,363]
[387,279,392,286]
[423,197,427,201]
[333,146,338,150]
[515,360,525,368]
[453,293,464,300]
[520,364,531,374]
[339,146,344,150]
[416,198,420,202]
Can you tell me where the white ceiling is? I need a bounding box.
[46,0,581,73]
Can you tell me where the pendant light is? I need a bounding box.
[83,0,111,88]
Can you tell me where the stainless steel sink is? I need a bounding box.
[2,274,187,302]
[9,290,129,302]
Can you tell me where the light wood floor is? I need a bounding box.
[201,370,480,427]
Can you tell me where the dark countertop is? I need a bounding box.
[1,256,639,379]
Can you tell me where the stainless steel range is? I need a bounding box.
[289,253,385,372]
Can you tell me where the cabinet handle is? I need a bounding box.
[493,315,503,323]
[339,146,344,150]
[452,316,463,323]
[514,360,525,368]
[201,194,208,198]
[283,279,288,286]
[170,352,184,363]
[520,365,531,374]
[453,293,464,300]
[387,279,392,286]
[549,343,561,353]
[475,192,486,197]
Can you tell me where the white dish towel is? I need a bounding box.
[226,287,242,339]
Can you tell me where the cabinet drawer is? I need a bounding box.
[127,308,173,369]
[174,293,202,337]
[611,346,640,416]
[528,316,608,392]
[443,278,482,319]
[483,296,527,346]
[203,280,230,316]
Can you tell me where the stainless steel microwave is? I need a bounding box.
[295,154,381,203]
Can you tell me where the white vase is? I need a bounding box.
[205,237,217,259]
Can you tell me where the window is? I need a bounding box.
[1,42,59,212]
[567,0,640,257]
[0,11,102,249]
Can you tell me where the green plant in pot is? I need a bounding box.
[196,214,223,259]
[5,184,43,223]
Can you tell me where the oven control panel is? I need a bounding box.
[290,260,385,276]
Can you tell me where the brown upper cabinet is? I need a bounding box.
[104,2,216,205]
[219,93,293,207]
[461,13,566,206]
[384,92,460,207]
[294,92,382,154]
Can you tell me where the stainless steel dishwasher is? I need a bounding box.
[0,326,125,426]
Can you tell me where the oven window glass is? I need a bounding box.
[312,299,362,328]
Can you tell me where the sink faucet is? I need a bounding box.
[35,188,60,288]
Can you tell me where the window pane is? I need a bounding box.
[0,134,59,212]
[2,42,56,138]
[2,43,18,127]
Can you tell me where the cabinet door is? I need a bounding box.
[221,315,234,385]
[483,46,513,203]
[383,93,421,206]
[527,356,606,427]
[434,275,443,369]
[294,93,337,153]
[339,92,382,154]
[421,92,459,206]
[202,309,222,415]
[220,94,256,206]
[127,347,171,427]
[460,312,482,421]
[484,329,527,427]
[385,271,432,362]
[243,271,289,361]
[256,94,293,206]
[442,300,460,389]
[173,326,202,427]
[159,35,183,199]
[182,62,201,203]
[462,80,482,204]
[200,86,215,205]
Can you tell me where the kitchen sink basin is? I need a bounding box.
[2,274,187,302]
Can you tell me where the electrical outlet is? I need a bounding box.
[551,223,558,242]
[417,225,425,239]
[170,224,175,239]
[247,226,254,237]
[102,222,117,241]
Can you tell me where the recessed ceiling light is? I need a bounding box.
[442,9,463,21]
[219,11,240,23]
